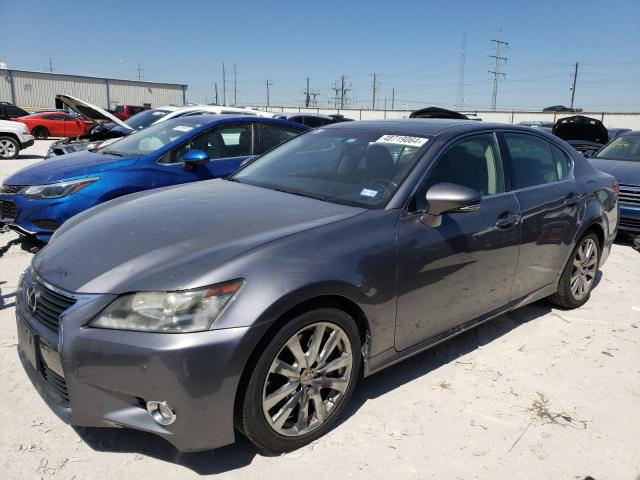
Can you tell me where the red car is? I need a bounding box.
[16,112,94,139]
[112,105,150,121]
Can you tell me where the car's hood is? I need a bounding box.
[589,158,640,185]
[552,115,608,144]
[4,151,138,185]
[34,180,365,294]
[56,94,132,130]
[0,119,27,130]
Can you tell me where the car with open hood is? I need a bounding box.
[587,131,640,236]
[14,119,617,454]
[0,115,308,241]
[552,115,609,152]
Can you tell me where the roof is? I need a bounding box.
[0,68,187,88]
[321,118,497,134]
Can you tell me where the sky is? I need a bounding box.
[1,0,639,111]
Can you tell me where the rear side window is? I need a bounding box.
[504,133,571,189]
[6,105,27,116]
[256,123,302,154]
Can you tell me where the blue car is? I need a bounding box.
[588,131,640,236]
[0,115,308,241]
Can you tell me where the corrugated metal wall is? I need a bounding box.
[260,105,640,129]
[0,69,186,110]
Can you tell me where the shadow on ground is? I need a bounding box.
[76,300,556,475]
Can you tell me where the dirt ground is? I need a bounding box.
[1,141,639,480]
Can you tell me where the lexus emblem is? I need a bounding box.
[26,285,39,314]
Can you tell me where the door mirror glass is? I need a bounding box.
[420,182,481,227]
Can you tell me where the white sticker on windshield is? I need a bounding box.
[173,125,193,132]
[360,188,378,198]
[375,135,428,147]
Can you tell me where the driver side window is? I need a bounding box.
[159,123,253,164]
[409,133,504,212]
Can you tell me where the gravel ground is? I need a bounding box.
[1,140,639,479]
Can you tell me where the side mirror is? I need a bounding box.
[583,150,595,158]
[239,155,257,168]
[420,182,481,228]
[182,149,209,171]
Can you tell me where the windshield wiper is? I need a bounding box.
[101,150,124,157]
[273,187,327,202]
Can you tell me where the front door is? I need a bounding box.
[395,133,521,351]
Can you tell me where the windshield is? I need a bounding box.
[125,108,172,130]
[595,135,640,162]
[233,128,430,208]
[98,118,203,156]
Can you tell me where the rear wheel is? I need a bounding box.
[0,136,20,159]
[33,127,49,139]
[550,233,600,309]
[236,308,361,453]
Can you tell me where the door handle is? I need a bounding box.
[496,212,520,229]
[564,193,580,206]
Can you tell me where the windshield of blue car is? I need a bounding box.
[233,128,430,208]
[98,118,204,156]
[125,108,172,130]
[595,134,640,161]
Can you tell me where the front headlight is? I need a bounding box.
[89,280,244,333]
[22,177,99,199]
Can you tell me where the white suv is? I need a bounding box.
[0,119,34,159]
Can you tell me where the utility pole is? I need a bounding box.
[570,61,579,109]
[456,33,467,108]
[391,88,395,110]
[339,75,350,109]
[135,62,144,81]
[222,62,227,105]
[214,82,218,104]
[47,58,54,73]
[304,77,310,107]
[233,63,237,106]
[371,73,378,109]
[266,79,272,108]
[489,29,508,110]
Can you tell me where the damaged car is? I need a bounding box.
[552,115,609,153]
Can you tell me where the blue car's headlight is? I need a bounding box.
[22,177,99,199]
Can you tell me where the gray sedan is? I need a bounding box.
[16,119,618,453]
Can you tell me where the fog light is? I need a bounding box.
[146,401,177,426]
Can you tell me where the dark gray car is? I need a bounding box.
[15,120,618,454]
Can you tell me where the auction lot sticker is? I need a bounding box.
[375,135,428,147]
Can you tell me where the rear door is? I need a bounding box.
[158,122,255,182]
[394,132,522,351]
[499,131,579,300]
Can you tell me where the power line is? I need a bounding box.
[489,29,508,110]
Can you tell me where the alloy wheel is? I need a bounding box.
[570,237,598,300]
[262,321,353,437]
[0,139,17,159]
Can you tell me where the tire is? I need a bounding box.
[0,136,20,159]
[236,308,362,454]
[33,127,49,140]
[632,234,640,251]
[549,233,600,309]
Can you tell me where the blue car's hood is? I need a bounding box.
[5,151,139,185]
[589,158,640,185]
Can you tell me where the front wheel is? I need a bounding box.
[236,308,361,453]
[33,127,49,140]
[0,136,20,159]
[550,233,600,309]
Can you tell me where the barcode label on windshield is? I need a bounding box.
[375,135,428,147]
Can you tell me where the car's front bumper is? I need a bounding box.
[20,135,35,149]
[618,203,640,233]
[16,268,267,452]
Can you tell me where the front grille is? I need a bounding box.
[0,200,18,220]
[40,363,70,405]
[619,217,640,231]
[32,282,77,333]
[0,184,25,194]
[619,184,640,205]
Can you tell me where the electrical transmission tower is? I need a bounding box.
[570,61,579,109]
[233,64,237,106]
[456,33,466,108]
[330,75,351,109]
[304,77,311,107]
[222,62,227,105]
[47,58,55,73]
[489,29,508,110]
[266,79,273,108]
[136,62,144,81]
[371,73,379,109]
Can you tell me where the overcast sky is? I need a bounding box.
[1,0,639,111]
